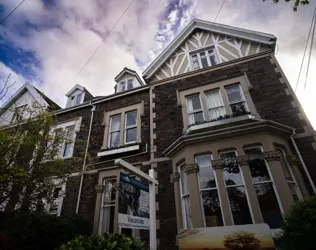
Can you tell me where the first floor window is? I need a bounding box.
[220,151,253,225]
[245,147,282,229]
[62,125,75,158]
[179,166,192,228]
[48,186,64,216]
[205,90,226,120]
[109,114,121,148]
[186,94,204,125]
[196,154,223,227]
[278,149,302,201]
[100,179,116,234]
[125,111,137,143]
[226,85,248,116]
[190,50,217,70]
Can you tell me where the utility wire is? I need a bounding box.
[214,0,226,22]
[304,7,316,90]
[75,0,135,78]
[295,7,316,92]
[0,0,27,25]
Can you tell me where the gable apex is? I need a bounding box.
[143,19,277,80]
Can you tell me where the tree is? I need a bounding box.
[263,0,310,11]
[275,197,316,250]
[0,76,86,213]
[224,231,261,250]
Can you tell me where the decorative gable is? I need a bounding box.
[143,19,276,82]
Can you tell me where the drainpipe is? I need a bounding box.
[290,129,316,195]
[76,102,96,214]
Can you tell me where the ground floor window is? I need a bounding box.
[179,165,192,228]
[99,179,116,234]
[245,147,282,229]
[196,154,223,227]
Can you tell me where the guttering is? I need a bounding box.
[76,102,96,214]
[290,129,316,195]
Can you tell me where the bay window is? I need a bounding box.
[245,147,282,229]
[179,166,192,228]
[278,149,302,201]
[195,154,223,227]
[220,151,253,225]
[226,85,248,116]
[186,94,204,125]
[191,50,217,70]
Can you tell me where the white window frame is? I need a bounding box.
[178,165,192,229]
[245,146,284,214]
[205,89,226,120]
[47,180,66,216]
[50,118,81,159]
[67,93,84,107]
[108,114,121,148]
[219,150,255,225]
[190,49,217,70]
[225,84,249,115]
[195,154,226,227]
[278,149,303,201]
[186,94,205,125]
[124,111,137,145]
[120,78,134,92]
[98,178,116,234]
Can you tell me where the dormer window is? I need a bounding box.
[67,93,83,108]
[120,79,134,92]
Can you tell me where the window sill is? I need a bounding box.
[186,114,255,134]
[97,144,140,157]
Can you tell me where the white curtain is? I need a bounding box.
[183,196,192,228]
[186,98,196,125]
[101,182,113,233]
[206,91,225,120]
[111,116,121,131]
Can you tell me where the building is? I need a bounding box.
[1,19,316,249]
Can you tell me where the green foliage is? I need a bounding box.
[275,197,316,250]
[58,232,146,250]
[0,211,90,250]
[263,0,310,11]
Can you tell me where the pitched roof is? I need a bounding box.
[115,67,144,85]
[0,82,60,116]
[65,84,94,98]
[143,18,277,80]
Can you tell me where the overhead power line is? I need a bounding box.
[295,7,316,92]
[0,0,27,25]
[214,0,226,22]
[75,0,135,78]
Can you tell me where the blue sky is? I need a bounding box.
[0,0,316,127]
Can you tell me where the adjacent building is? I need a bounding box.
[1,19,316,249]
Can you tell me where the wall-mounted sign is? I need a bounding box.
[118,172,150,230]
[179,223,275,250]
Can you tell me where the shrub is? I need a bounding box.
[58,233,146,250]
[275,197,316,250]
[0,211,90,250]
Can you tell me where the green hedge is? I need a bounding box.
[58,233,146,250]
[0,211,90,250]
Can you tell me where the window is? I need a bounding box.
[179,165,192,228]
[11,104,28,123]
[195,154,223,227]
[49,187,62,215]
[75,93,82,105]
[191,50,217,70]
[108,115,121,148]
[245,147,282,229]
[205,90,226,120]
[226,85,248,116]
[186,94,204,125]
[68,93,83,107]
[220,151,252,225]
[278,149,302,201]
[125,111,137,144]
[120,79,134,92]
[62,125,75,158]
[99,179,116,234]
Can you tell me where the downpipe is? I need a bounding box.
[76,103,96,214]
